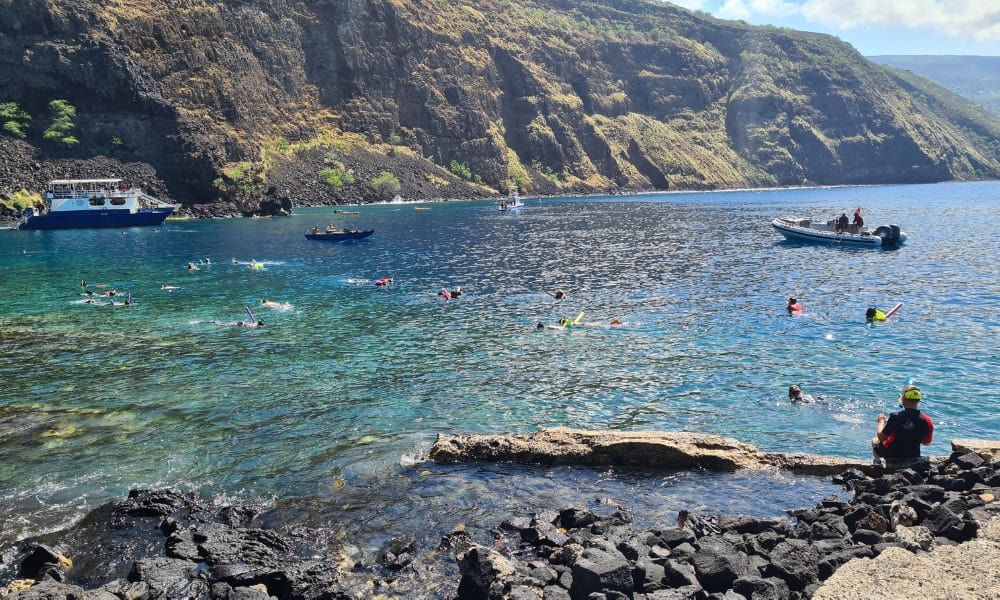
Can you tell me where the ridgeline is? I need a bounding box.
[1,0,998,216]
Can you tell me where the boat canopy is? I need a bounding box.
[49,178,123,186]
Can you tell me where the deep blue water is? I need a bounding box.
[1,181,997,554]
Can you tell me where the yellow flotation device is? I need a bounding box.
[558,312,585,328]
[866,307,886,322]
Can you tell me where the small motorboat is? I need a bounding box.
[498,187,524,212]
[772,217,907,248]
[305,228,374,241]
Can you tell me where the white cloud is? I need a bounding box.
[804,0,1000,42]
[718,0,801,21]
[670,0,710,11]
[714,0,1000,42]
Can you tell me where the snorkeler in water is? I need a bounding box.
[260,299,292,310]
[209,319,265,328]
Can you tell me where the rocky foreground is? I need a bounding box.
[1,431,998,599]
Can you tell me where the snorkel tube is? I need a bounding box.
[899,377,914,405]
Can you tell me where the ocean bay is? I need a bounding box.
[1,181,997,551]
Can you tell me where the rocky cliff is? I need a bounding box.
[1,0,998,214]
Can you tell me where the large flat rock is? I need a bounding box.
[430,427,881,475]
[952,439,1000,462]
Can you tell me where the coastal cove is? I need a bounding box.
[1,182,997,559]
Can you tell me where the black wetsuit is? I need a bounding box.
[876,407,933,458]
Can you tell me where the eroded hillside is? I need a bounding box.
[0,0,997,213]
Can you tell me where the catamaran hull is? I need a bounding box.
[17,208,175,230]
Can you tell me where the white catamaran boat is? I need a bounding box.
[14,178,176,230]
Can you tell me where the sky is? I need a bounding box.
[671,0,1000,56]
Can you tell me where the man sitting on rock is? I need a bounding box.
[872,385,933,466]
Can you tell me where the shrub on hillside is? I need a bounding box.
[42,99,79,147]
[371,171,401,199]
[321,167,355,190]
[2,189,42,213]
[0,102,30,138]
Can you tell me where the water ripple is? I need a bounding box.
[1,182,997,545]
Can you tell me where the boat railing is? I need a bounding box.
[47,185,174,209]
[135,191,175,209]
[48,187,125,199]
[49,189,84,199]
[13,208,36,230]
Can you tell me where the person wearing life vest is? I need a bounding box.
[872,385,933,464]
[787,298,803,313]
[853,207,864,229]
[866,307,886,322]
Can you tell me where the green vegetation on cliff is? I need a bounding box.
[371,171,401,199]
[0,0,997,211]
[42,100,79,147]
[0,102,29,138]
[0,188,41,214]
[321,166,355,191]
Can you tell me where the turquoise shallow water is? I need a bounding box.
[1,181,997,549]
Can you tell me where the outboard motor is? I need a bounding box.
[873,225,901,247]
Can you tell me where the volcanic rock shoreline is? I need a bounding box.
[1,431,998,600]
